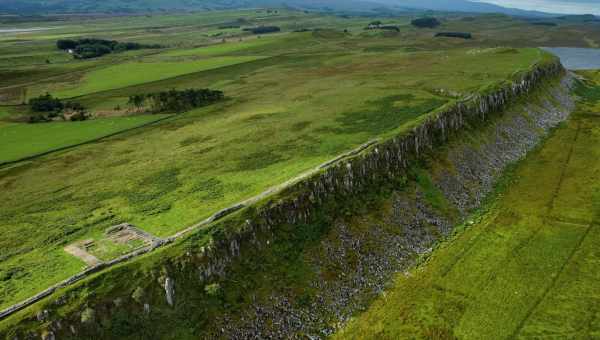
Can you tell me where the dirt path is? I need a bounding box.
[64,244,102,267]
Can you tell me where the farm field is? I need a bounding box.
[53,56,267,98]
[0,114,169,164]
[1,6,600,330]
[335,71,600,339]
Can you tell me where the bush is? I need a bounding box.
[204,283,221,297]
[380,25,400,32]
[131,286,145,303]
[81,307,95,324]
[113,42,161,52]
[411,17,441,28]
[435,32,472,39]
[243,26,281,34]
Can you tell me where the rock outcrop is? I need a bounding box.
[164,277,175,307]
[212,73,576,339]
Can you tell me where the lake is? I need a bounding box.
[543,47,600,70]
[0,28,52,34]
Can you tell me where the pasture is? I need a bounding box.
[54,56,267,98]
[0,114,169,164]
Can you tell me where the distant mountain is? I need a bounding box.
[379,0,556,17]
[0,0,557,17]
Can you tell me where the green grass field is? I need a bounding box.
[160,34,287,57]
[0,115,169,163]
[0,7,599,330]
[0,32,544,313]
[335,72,600,339]
[54,56,267,98]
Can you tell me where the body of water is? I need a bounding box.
[543,47,600,70]
[0,27,52,34]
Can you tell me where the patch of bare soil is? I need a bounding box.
[64,241,101,266]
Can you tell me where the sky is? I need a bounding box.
[473,0,600,15]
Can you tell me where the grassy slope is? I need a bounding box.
[0,10,552,313]
[0,46,543,311]
[0,8,594,319]
[335,72,600,339]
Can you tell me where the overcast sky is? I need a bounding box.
[473,0,600,15]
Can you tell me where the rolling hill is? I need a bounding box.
[0,0,555,16]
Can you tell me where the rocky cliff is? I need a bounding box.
[0,59,575,339]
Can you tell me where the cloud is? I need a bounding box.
[471,0,600,14]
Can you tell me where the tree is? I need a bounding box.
[435,32,472,39]
[74,43,112,59]
[28,94,88,123]
[29,93,63,112]
[243,26,281,34]
[135,88,224,114]
[56,39,77,50]
[128,94,147,110]
[411,17,441,28]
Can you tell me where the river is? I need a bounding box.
[543,47,600,70]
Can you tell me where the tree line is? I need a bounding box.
[411,17,441,28]
[242,26,280,34]
[128,88,225,113]
[56,38,162,59]
[27,94,88,123]
[435,32,472,39]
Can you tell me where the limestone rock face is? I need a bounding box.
[164,277,175,307]
[41,331,55,340]
[36,310,49,322]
